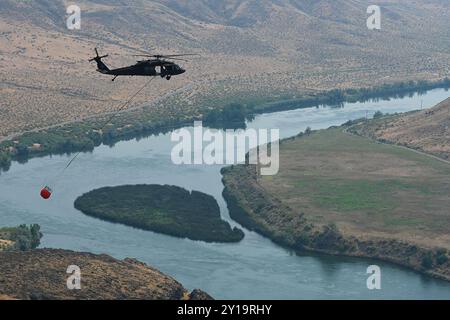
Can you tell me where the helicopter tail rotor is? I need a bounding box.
[89,48,109,62]
[89,48,110,73]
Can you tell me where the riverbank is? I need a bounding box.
[1,79,449,174]
[221,126,450,281]
[74,185,244,243]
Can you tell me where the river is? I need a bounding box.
[1,88,449,299]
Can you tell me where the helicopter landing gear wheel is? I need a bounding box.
[166,75,171,80]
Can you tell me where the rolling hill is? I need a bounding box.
[0,0,449,138]
[351,97,450,160]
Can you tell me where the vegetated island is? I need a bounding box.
[221,99,450,281]
[74,184,244,243]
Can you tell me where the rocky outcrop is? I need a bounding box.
[0,249,211,300]
[189,289,214,300]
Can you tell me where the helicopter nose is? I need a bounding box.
[180,68,186,74]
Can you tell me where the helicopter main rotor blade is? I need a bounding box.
[132,53,199,59]
[162,54,200,57]
[163,57,189,62]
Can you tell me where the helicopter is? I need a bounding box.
[89,48,197,81]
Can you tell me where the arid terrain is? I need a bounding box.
[222,98,450,280]
[1,0,449,138]
[0,248,212,300]
[350,97,450,160]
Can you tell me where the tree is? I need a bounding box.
[421,253,433,269]
[373,111,383,119]
[436,249,448,265]
[16,144,29,157]
[0,152,11,169]
[305,127,312,135]
[29,224,43,249]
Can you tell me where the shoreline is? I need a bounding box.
[1,78,449,174]
[221,166,450,282]
[220,129,450,282]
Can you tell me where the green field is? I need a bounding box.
[260,128,450,245]
[221,126,450,279]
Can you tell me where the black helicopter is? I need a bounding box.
[89,48,196,81]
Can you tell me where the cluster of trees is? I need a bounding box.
[421,248,449,269]
[0,116,186,170]
[204,103,253,129]
[0,224,42,251]
[259,78,450,113]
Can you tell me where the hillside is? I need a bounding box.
[1,0,449,138]
[350,97,450,160]
[0,249,212,300]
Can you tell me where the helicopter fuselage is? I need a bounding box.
[89,48,192,81]
[98,60,185,80]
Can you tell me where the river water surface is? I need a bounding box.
[1,88,450,299]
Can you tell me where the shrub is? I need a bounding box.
[373,111,383,119]
[436,249,448,265]
[421,253,433,269]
